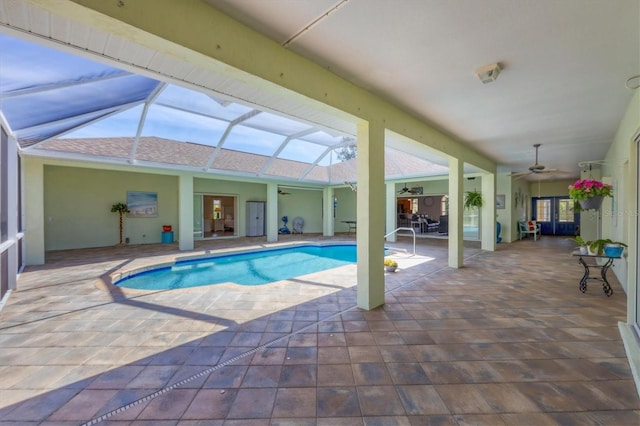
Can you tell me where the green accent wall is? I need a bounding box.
[44,166,178,249]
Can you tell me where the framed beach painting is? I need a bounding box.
[127,191,158,218]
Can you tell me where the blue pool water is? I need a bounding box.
[116,244,357,290]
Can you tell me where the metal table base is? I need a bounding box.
[573,251,618,297]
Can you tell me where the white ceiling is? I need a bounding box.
[1,0,638,183]
[205,0,640,180]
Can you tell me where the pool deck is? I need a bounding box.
[0,234,638,424]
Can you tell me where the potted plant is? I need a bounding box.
[110,202,130,245]
[587,239,627,256]
[567,235,588,254]
[384,258,398,272]
[568,179,613,211]
[464,189,483,210]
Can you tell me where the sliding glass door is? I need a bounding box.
[193,194,237,239]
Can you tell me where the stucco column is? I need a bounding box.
[448,157,463,268]
[24,159,45,265]
[178,174,194,251]
[385,182,397,243]
[323,187,335,236]
[481,173,497,251]
[356,119,385,310]
[266,183,278,242]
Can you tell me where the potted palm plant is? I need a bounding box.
[110,202,130,245]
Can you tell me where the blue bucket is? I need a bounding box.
[604,246,623,258]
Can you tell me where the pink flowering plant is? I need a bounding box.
[568,179,613,201]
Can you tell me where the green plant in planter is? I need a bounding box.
[110,202,130,244]
[384,258,398,268]
[588,239,627,256]
[567,235,587,246]
[464,190,483,210]
[567,235,590,254]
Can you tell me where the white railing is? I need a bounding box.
[384,227,416,256]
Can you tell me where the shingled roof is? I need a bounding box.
[32,136,449,184]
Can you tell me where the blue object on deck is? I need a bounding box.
[279,215,291,234]
[162,231,174,244]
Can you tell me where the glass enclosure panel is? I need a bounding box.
[1,126,7,242]
[155,85,253,121]
[143,104,228,146]
[193,194,203,239]
[278,139,328,163]
[224,126,285,156]
[463,208,480,240]
[243,112,312,136]
[64,105,144,138]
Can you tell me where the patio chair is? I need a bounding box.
[518,220,541,241]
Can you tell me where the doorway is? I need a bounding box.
[193,194,237,239]
[532,196,578,236]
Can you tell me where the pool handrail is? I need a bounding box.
[384,227,416,256]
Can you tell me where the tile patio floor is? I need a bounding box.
[0,235,638,425]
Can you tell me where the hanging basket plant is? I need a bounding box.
[568,179,612,211]
[464,190,483,210]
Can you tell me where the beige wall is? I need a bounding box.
[44,165,178,249]
[603,89,639,396]
[277,188,323,234]
[529,179,575,198]
[603,90,639,293]
[334,187,357,233]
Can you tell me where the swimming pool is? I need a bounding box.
[115,244,357,290]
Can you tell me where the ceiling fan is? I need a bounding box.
[278,189,290,195]
[510,144,559,179]
[398,184,420,195]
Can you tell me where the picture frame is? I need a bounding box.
[127,191,158,218]
[496,194,506,209]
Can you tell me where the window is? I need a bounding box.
[558,199,574,222]
[536,199,551,221]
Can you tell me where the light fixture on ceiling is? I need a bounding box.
[475,62,502,84]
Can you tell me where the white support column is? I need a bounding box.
[481,173,497,251]
[24,160,45,265]
[385,182,397,243]
[266,183,278,242]
[356,119,386,310]
[323,187,335,236]
[178,174,194,251]
[448,158,463,268]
